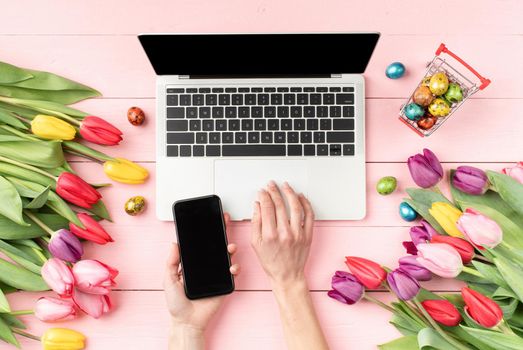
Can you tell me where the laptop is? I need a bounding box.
[138,33,380,221]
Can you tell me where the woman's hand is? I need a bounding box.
[251,181,314,289]
[164,213,240,346]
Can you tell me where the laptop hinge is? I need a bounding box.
[179,75,190,79]
[331,74,343,78]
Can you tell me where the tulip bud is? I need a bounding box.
[56,172,102,209]
[416,243,463,278]
[421,299,462,327]
[407,148,443,188]
[402,241,418,255]
[103,157,149,184]
[327,271,364,305]
[79,116,123,146]
[70,213,114,245]
[410,220,438,246]
[398,256,432,281]
[457,208,503,248]
[41,258,75,298]
[41,328,86,350]
[502,162,523,185]
[73,289,112,319]
[345,257,387,289]
[452,166,489,195]
[431,235,475,264]
[429,202,463,237]
[35,297,77,322]
[462,287,503,328]
[31,115,76,141]
[72,260,118,295]
[48,229,84,263]
[387,269,420,301]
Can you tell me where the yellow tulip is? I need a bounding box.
[429,202,463,237]
[31,115,76,140]
[41,328,86,350]
[103,157,149,184]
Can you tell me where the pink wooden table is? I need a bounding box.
[2,0,523,348]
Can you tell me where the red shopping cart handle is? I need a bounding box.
[436,43,491,90]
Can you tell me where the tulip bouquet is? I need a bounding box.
[329,149,523,350]
[0,61,148,348]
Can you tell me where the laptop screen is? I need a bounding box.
[138,33,380,77]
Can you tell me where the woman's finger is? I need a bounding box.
[298,194,315,242]
[227,243,237,255]
[281,182,304,235]
[258,189,277,239]
[266,181,290,234]
[165,243,181,282]
[230,263,241,275]
[251,201,262,245]
[224,212,231,230]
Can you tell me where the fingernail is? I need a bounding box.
[283,181,290,188]
[268,180,276,188]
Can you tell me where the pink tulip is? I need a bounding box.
[72,260,118,295]
[73,289,112,319]
[502,162,523,184]
[41,258,75,298]
[416,243,463,278]
[457,208,503,248]
[34,297,77,322]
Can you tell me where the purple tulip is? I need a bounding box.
[48,229,84,263]
[398,256,432,281]
[407,149,443,188]
[387,269,420,301]
[452,166,489,195]
[410,220,438,246]
[402,241,418,255]
[327,271,364,305]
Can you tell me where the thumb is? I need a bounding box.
[165,242,181,282]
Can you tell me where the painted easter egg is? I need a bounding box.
[444,83,464,104]
[376,176,397,195]
[421,76,432,87]
[399,202,417,222]
[428,98,451,117]
[412,86,434,107]
[429,72,449,95]
[404,103,425,121]
[125,196,146,216]
[385,62,406,79]
[417,115,438,130]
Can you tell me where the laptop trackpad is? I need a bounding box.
[214,160,308,220]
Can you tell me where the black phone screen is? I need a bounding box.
[173,195,234,299]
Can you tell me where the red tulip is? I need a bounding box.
[56,172,102,209]
[79,116,123,146]
[462,287,503,328]
[73,289,112,319]
[70,213,113,245]
[431,235,475,264]
[345,257,387,289]
[421,299,462,327]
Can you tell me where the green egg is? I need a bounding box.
[376,176,398,195]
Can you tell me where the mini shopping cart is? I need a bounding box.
[399,43,491,137]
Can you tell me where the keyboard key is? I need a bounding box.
[314,132,325,143]
[307,119,318,130]
[264,106,276,118]
[248,132,260,143]
[252,107,263,118]
[189,120,201,131]
[317,87,328,92]
[300,132,312,143]
[271,94,282,105]
[225,88,237,93]
[209,132,221,144]
[187,107,198,118]
[180,95,191,106]
[288,145,302,156]
[206,94,218,105]
[242,119,253,131]
[199,88,211,93]
[291,107,302,118]
[167,107,184,118]
[216,120,227,131]
[281,119,292,130]
[343,144,355,155]
[206,145,221,156]
[317,106,328,118]
[330,87,341,92]
[251,87,262,92]
[167,88,184,93]
[317,144,328,156]
[343,106,355,118]
[245,94,257,105]
[294,119,305,130]
[261,132,273,143]
[193,145,204,156]
[268,119,279,130]
[264,87,276,92]
[229,120,240,130]
[212,88,224,93]
[333,119,355,130]
[336,93,354,104]
[168,133,194,144]
[304,107,315,118]
[277,106,289,118]
[288,132,299,143]
[290,87,302,92]
[239,107,250,118]
[225,107,237,118]
[196,132,207,144]
[203,120,214,131]
[323,94,335,104]
[232,94,243,105]
[297,94,308,105]
[284,94,296,105]
[304,87,315,92]
[277,87,289,92]
[219,94,230,105]
[258,94,269,105]
[199,107,211,118]
[167,145,178,157]
[222,145,285,157]
[180,145,191,157]
[327,132,355,143]
[343,87,354,92]
[167,95,179,106]
[274,132,286,143]
[192,94,204,105]
[212,107,224,118]
[255,119,266,130]
[330,144,342,156]
[310,94,322,105]
[304,144,315,156]
[235,132,247,143]
[186,88,198,93]
[330,106,341,117]
[239,87,250,92]
[167,120,188,131]
[320,119,331,130]
[223,132,234,143]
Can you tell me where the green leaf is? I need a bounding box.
[0,313,26,330]
[0,85,99,105]
[0,257,48,291]
[0,283,16,294]
[471,260,511,290]
[10,239,42,250]
[24,186,50,209]
[0,108,28,130]
[0,97,88,118]
[417,327,461,350]
[447,326,497,350]
[0,175,28,226]
[88,200,112,221]
[404,198,445,234]
[0,288,10,312]
[0,240,41,266]
[63,140,113,161]
[0,212,68,240]
[406,188,453,207]
[0,315,19,348]
[493,254,523,303]
[460,325,523,350]
[0,249,41,274]
[0,138,64,169]
[0,61,32,84]
[378,335,419,350]
[0,101,38,120]
[487,171,523,216]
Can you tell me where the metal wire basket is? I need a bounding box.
[399,43,491,137]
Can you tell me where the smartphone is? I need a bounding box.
[172,195,234,299]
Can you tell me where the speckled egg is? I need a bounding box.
[385,62,406,79]
[421,76,432,87]
[417,115,438,130]
[429,72,449,96]
[404,103,425,121]
[399,202,417,221]
[428,98,451,117]
[412,86,434,107]
[125,196,146,216]
[376,176,397,195]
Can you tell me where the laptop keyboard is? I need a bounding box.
[165,86,356,157]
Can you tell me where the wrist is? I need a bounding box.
[169,322,205,349]
[271,276,309,301]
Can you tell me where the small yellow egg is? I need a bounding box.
[125,196,146,216]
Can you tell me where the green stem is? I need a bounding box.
[0,154,57,180]
[462,266,484,279]
[9,310,34,316]
[413,298,470,350]
[0,124,39,141]
[383,284,429,327]
[497,320,516,335]
[63,140,113,162]
[24,210,54,236]
[363,294,396,313]
[431,186,443,195]
[32,247,48,263]
[11,328,40,341]
[473,255,492,264]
